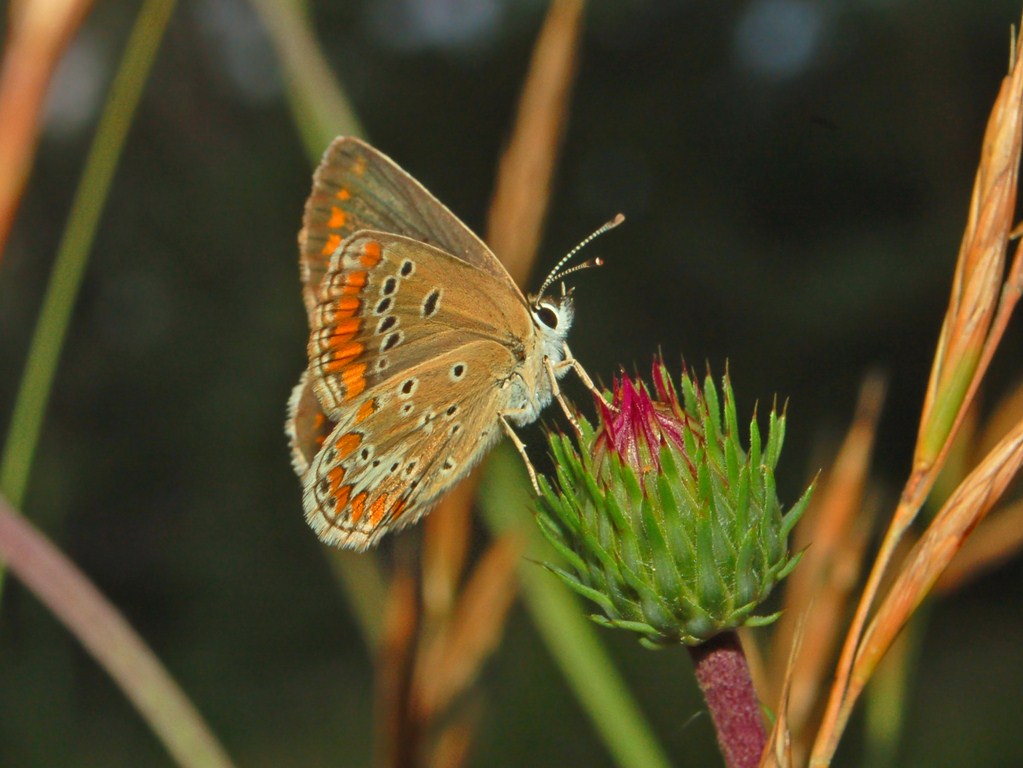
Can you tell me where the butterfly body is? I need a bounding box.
[288,137,576,550]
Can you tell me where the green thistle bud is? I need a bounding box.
[535,359,812,648]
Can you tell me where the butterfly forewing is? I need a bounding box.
[308,232,532,418]
[299,137,516,319]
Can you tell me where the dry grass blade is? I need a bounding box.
[848,414,1023,719]
[935,496,1023,592]
[915,24,1023,472]
[423,479,476,622]
[376,566,421,768]
[811,30,1023,764]
[769,375,884,738]
[427,703,480,768]
[935,376,1023,592]
[977,375,1023,456]
[0,0,95,259]
[425,0,585,618]
[415,532,525,720]
[486,0,585,284]
[760,612,805,768]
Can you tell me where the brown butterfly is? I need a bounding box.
[287,137,616,550]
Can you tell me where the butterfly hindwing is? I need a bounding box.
[286,370,336,476]
[302,340,515,550]
[308,231,533,419]
[298,136,515,319]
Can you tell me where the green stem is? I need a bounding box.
[0,0,177,594]
[248,0,364,157]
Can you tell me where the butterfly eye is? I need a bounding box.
[536,305,559,329]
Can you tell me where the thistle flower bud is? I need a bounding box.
[536,359,812,648]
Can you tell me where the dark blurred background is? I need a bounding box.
[2,0,1023,765]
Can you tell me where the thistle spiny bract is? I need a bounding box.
[535,359,812,648]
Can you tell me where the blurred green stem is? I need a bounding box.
[0,494,236,768]
[864,607,926,768]
[0,0,177,596]
[248,0,364,155]
[482,447,672,768]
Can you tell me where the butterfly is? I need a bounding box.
[287,137,616,550]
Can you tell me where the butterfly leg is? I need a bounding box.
[559,343,618,412]
[543,356,585,436]
[500,413,541,495]
[559,343,616,408]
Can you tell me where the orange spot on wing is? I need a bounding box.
[321,233,342,256]
[333,484,352,518]
[328,206,346,228]
[360,241,382,267]
[334,432,362,461]
[327,466,346,492]
[342,270,367,295]
[369,494,390,526]
[355,398,377,424]
[343,363,367,398]
[331,340,364,366]
[389,497,408,519]
[334,295,360,319]
[312,412,325,431]
[336,187,351,200]
[350,491,368,523]
[353,156,367,177]
[327,317,361,344]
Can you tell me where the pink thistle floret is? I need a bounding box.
[593,360,693,477]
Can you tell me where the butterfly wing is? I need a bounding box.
[302,341,514,550]
[301,231,534,549]
[298,136,516,320]
[308,231,531,418]
[286,369,334,476]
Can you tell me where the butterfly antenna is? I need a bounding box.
[536,213,625,301]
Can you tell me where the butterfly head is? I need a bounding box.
[530,288,575,358]
[528,213,624,357]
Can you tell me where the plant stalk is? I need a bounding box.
[688,631,766,768]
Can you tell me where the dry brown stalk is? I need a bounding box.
[811,26,1023,765]
[851,414,1023,695]
[423,480,476,622]
[415,533,524,721]
[0,0,95,260]
[760,612,804,768]
[935,496,1023,592]
[428,707,478,768]
[933,377,1023,592]
[425,0,584,555]
[376,566,421,768]
[486,0,584,283]
[769,373,885,742]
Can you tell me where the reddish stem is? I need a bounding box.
[687,632,766,768]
